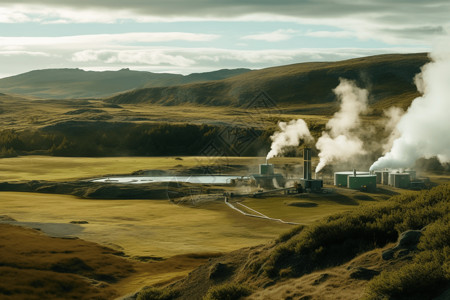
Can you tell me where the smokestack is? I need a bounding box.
[303,148,312,180]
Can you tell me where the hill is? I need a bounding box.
[0,68,251,99]
[108,53,429,111]
[133,183,450,300]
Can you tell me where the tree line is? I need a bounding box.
[0,122,271,157]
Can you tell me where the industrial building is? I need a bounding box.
[370,168,426,190]
[334,171,370,187]
[333,169,376,192]
[251,163,284,188]
[388,173,411,189]
[348,174,377,192]
[298,148,323,192]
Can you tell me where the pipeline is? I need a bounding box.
[224,197,300,225]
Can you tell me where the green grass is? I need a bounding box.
[136,286,179,300]
[203,283,251,300]
[260,184,449,280]
[365,217,450,299]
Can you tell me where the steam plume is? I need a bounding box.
[266,119,313,160]
[370,42,450,171]
[380,106,404,154]
[315,78,369,173]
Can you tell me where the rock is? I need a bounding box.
[382,229,423,260]
[397,230,422,248]
[349,267,380,280]
[382,249,395,260]
[209,262,232,280]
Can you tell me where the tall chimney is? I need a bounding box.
[303,148,312,180]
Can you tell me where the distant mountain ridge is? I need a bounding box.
[107,53,429,111]
[0,68,251,99]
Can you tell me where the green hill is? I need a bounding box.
[108,53,429,111]
[0,68,251,99]
[135,183,450,300]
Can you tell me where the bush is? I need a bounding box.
[365,218,450,300]
[136,286,178,300]
[263,184,450,279]
[203,283,251,300]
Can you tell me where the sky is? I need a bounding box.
[0,0,448,78]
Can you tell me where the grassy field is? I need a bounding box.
[0,155,398,257]
[0,191,291,258]
[0,155,262,181]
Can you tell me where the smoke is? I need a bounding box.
[315,78,369,173]
[380,106,404,154]
[266,119,313,160]
[370,41,450,171]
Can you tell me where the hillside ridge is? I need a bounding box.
[107,53,429,109]
[0,68,251,99]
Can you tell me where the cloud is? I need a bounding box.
[242,29,297,42]
[0,50,50,57]
[72,50,195,67]
[0,1,448,52]
[0,32,219,49]
[305,30,356,39]
[0,44,429,78]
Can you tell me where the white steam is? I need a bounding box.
[380,106,404,154]
[370,41,450,171]
[315,78,369,173]
[266,119,313,160]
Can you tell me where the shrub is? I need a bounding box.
[365,211,450,299]
[136,286,178,300]
[263,184,450,279]
[203,283,251,300]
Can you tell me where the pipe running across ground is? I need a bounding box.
[224,197,300,225]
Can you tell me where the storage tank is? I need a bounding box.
[374,171,382,184]
[382,171,389,185]
[391,173,411,188]
[348,175,377,192]
[334,171,370,187]
[405,170,416,180]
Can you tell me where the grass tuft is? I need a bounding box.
[203,283,251,300]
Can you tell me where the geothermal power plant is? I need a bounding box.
[92,147,427,197]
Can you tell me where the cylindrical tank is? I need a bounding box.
[391,173,411,188]
[382,171,389,185]
[334,171,370,187]
[374,171,382,184]
[347,175,377,192]
[405,170,416,180]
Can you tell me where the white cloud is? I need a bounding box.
[306,30,356,39]
[72,49,195,67]
[241,29,297,42]
[0,50,50,57]
[0,32,219,49]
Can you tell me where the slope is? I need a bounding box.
[132,183,450,300]
[108,53,429,111]
[0,68,251,99]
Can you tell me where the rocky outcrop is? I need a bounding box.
[382,229,423,260]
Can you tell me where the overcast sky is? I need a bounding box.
[0,0,448,78]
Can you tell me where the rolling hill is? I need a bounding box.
[107,53,429,112]
[0,68,250,99]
